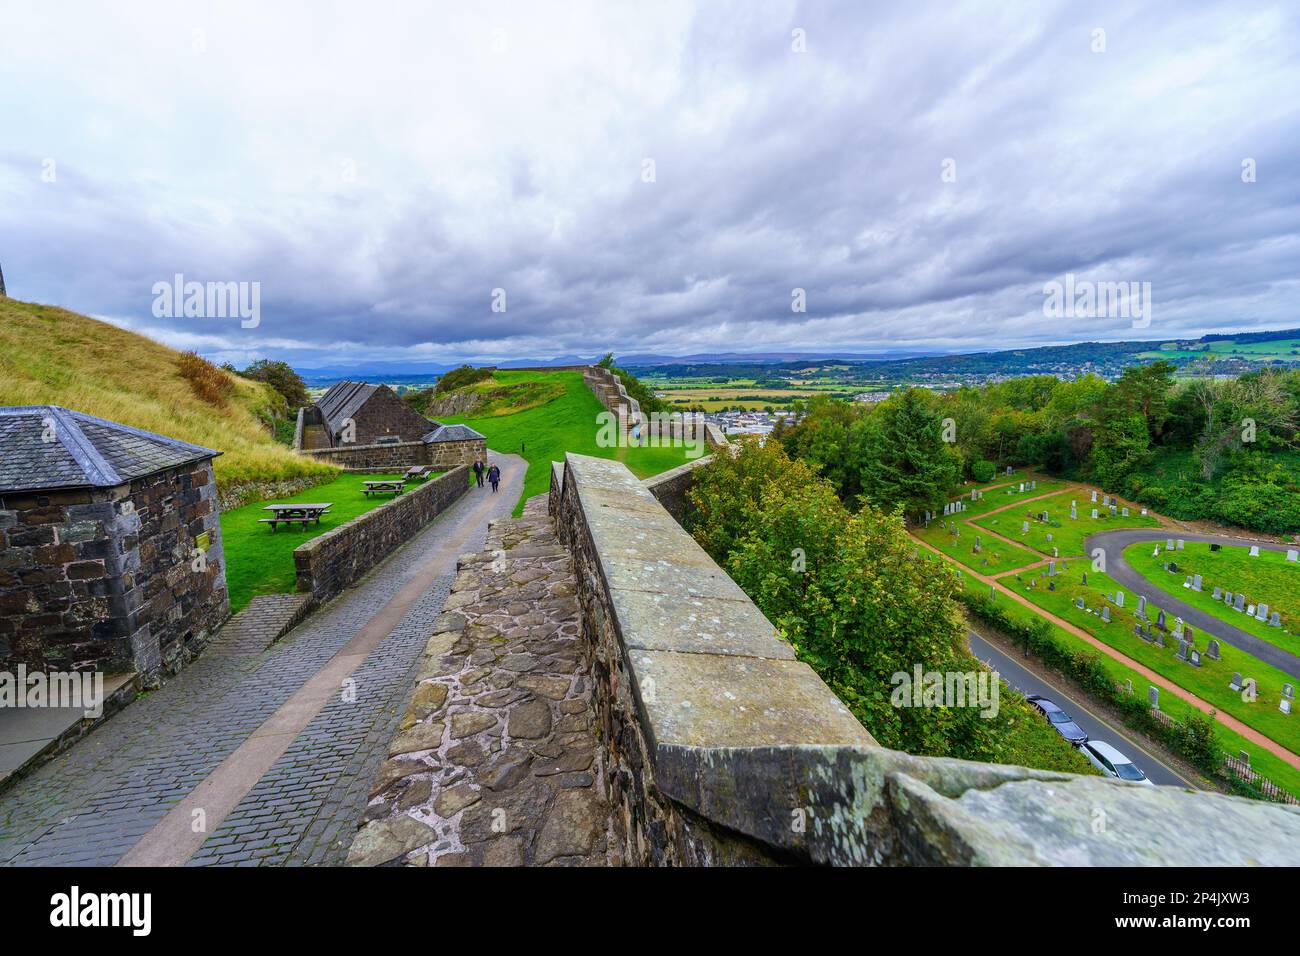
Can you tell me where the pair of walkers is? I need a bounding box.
[472,459,501,493]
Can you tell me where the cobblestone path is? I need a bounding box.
[0,457,524,866]
[346,495,612,866]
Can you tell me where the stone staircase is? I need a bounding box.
[347,494,611,866]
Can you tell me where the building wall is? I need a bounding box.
[349,387,437,446]
[0,459,228,682]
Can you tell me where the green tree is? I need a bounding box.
[855,389,961,515]
[240,359,309,409]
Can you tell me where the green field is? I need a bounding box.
[438,370,695,515]
[221,471,425,611]
[972,490,1161,558]
[1123,541,1300,658]
[1014,567,1300,754]
[914,519,1041,575]
[961,578,1300,799]
[1140,337,1300,363]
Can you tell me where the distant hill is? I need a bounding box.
[405,369,565,419]
[0,298,335,490]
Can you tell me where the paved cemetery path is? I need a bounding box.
[1087,530,1300,681]
[912,534,1300,770]
[0,454,525,867]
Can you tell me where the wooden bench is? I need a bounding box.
[261,503,332,531]
[362,480,406,497]
[403,466,433,481]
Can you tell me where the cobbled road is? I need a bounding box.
[0,455,524,867]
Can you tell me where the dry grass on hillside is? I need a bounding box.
[0,298,336,488]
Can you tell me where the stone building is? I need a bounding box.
[0,406,229,684]
[296,380,435,449]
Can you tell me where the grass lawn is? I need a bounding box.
[961,579,1300,800]
[1012,567,1300,755]
[914,519,1041,575]
[1123,541,1300,656]
[946,477,1070,519]
[439,370,695,516]
[221,471,428,611]
[972,489,1162,559]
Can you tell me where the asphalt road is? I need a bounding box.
[1085,528,1300,680]
[968,628,1197,788]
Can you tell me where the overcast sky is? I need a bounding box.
[2,1,1297,369]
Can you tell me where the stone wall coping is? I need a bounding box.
[558,452,1300,866]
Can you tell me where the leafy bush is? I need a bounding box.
[239,359,309,409]
[971,459,996,483]
[435,364,495,395]
[178,351,235,407]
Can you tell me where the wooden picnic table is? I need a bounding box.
[362,480,406,497]
[260,503,332,531]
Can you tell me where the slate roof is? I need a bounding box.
[423,423,485,443]
[0,406,219,494]
[316,381,379,435]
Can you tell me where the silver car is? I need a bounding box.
[1081,740,1153,785]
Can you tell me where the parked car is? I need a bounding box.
[1081,740,1154,785]
[1025,694,1088,745]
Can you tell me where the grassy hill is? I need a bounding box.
[435,369,695,514]
[0,298,335,490]
[406,370,565,418]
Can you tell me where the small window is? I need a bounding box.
[375,435,401,445]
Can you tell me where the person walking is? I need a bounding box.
[488,462,501,493]
[473,459,484,488]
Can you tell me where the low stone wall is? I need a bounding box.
[552,453,1300,865]
[298,439,485,471]
[641,455,714,523]
[294,466,468,602]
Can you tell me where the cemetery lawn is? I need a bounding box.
[439,370,695,516]
[946,477,1071,519]
[1013,568,1300,755]
[1123,542,1300,657]
[221,471,420,612]
[971,490,1162,559]
[913,519,1041,575]
[962,581,1300,800]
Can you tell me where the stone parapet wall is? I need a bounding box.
[640,455,714,523]
[551,453,1300,865]
[293,466,468,602]
[298,439,485,471]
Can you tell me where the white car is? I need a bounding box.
[1081,740,1154,785]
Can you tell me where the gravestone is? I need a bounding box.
[1110,505,1117,516]
[1176,639,1188,661]
[1115,591,1124,608]
[1148,686,1159,710]
[1284,684,1295,701]
[1234,593,1245,612]
[1155,632,1165,647]
[1124,679,1132,694]
[1207,640,1220,660]
[1136,595,1146,616]
[1176,539,1185,550]
[1270,612,1281,627]
[1022,521,1029,533]
[1155,609,1166,629]
[1243,678,1257,699]
[1091,490,1098,503]
[1230,672,1242,691]
[1082,571,1088,585]
[1256,603,1269,622]
[1047,559,1056,576]
[1249,545,1260,557]
[1075,597,1085,610]
[1091,509,1098,519]
[1101,606,1110,623]
[1189,649,1201,667]
[1140,508,1147,515]
[1289,550,1298,563]
[1121,507,1129,517]
[1166,538,1175,550]
[1212,586,1222,600]
[1283,699,1293,716]
[1193,574,1202,591]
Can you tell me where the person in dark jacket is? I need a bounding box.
[473,459,484,487]
[487,462,501,493]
